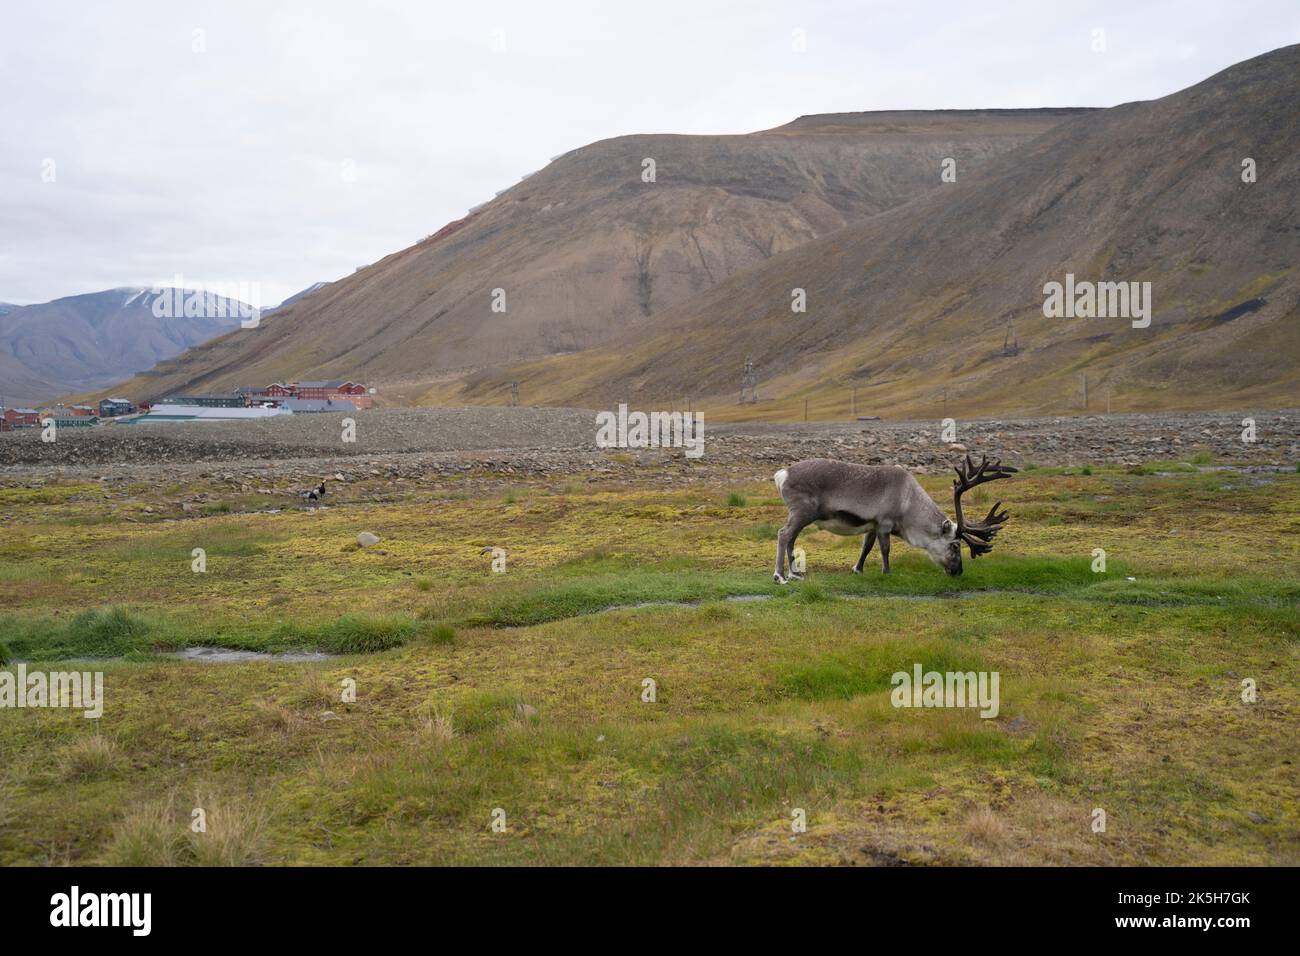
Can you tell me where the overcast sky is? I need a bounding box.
[1,0,1294,307]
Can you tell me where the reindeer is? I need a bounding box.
[771,455,1015,583]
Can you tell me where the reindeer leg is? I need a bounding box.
[775,506,816,584]
[785,538,804,580]
[852,531,876,574]
[878,528,892,574]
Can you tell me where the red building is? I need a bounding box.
[3,408,42,428]
[233,380,372,409]
[292,381,372,409]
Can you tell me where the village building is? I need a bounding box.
[159,393,246,408]
[291,381,372,409]
[138,404,289,422]
[99,398,136,417]
[2,407,41,428]
[45,414,98,428]
[279,397,357,414]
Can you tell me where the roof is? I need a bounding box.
[141,405,289,420]
[102,397,133,404]
[160,393,244,401]
[293,380,347,389]
[280,398,357,413]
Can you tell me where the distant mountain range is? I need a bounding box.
[0,283,328,407]
[0,287,252,407]
[262,281,331,316]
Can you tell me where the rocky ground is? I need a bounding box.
[0,407,1295,489]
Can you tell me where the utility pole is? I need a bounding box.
[740,358,758,404]
[851,387,857,418]
[804,398,809,422]
[510,381,519,407]
[1082,373,1088,411]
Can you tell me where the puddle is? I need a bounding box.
[169,647,336,663]
[724,594,773,602]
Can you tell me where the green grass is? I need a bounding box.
[775,641,989,701]
[0,607,428,660]
[1,466,1297,865]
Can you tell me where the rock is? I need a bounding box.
[320,711,341,722]
[1246,810,1266,824]
[516,702,538,719]
[357,531,380,547]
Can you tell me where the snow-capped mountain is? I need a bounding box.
[0,287,256,406]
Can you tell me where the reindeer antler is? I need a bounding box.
[952,455,1017,558]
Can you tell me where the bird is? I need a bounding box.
[305,480,327,502]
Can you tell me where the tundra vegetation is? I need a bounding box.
[0,460,1296,865]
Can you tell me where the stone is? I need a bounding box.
[357,531,380,547]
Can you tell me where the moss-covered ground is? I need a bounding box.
[0,462,1296,864]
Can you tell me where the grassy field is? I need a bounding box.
[0,462,1297,865]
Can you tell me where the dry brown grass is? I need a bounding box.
[416,708,456,745]
[962,806,1012,848]
[103,789,270,866]
[57,733,121,780]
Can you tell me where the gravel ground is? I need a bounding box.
[0,406,1295,486]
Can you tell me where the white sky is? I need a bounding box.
[1,0,1295,306]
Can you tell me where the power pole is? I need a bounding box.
[510,381,519,407]
[851,387,857,418]
[1082,373,1088,410]
[739,359,758,404]
[804,398,809,422]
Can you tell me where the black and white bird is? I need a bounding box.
[305,480,327,502]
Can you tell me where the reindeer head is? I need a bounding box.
[944,455,1017,575]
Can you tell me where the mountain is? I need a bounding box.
[264,281,331,315]
[97,109,1086,403]
[455,44,1300,418]
[0,288,253,406]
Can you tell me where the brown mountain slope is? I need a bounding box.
[457,44,1300,420]
[102,109,1084,402]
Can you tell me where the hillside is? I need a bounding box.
[0,288,250,406]
[456,44,1300,419]
[98,110,1084,402]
